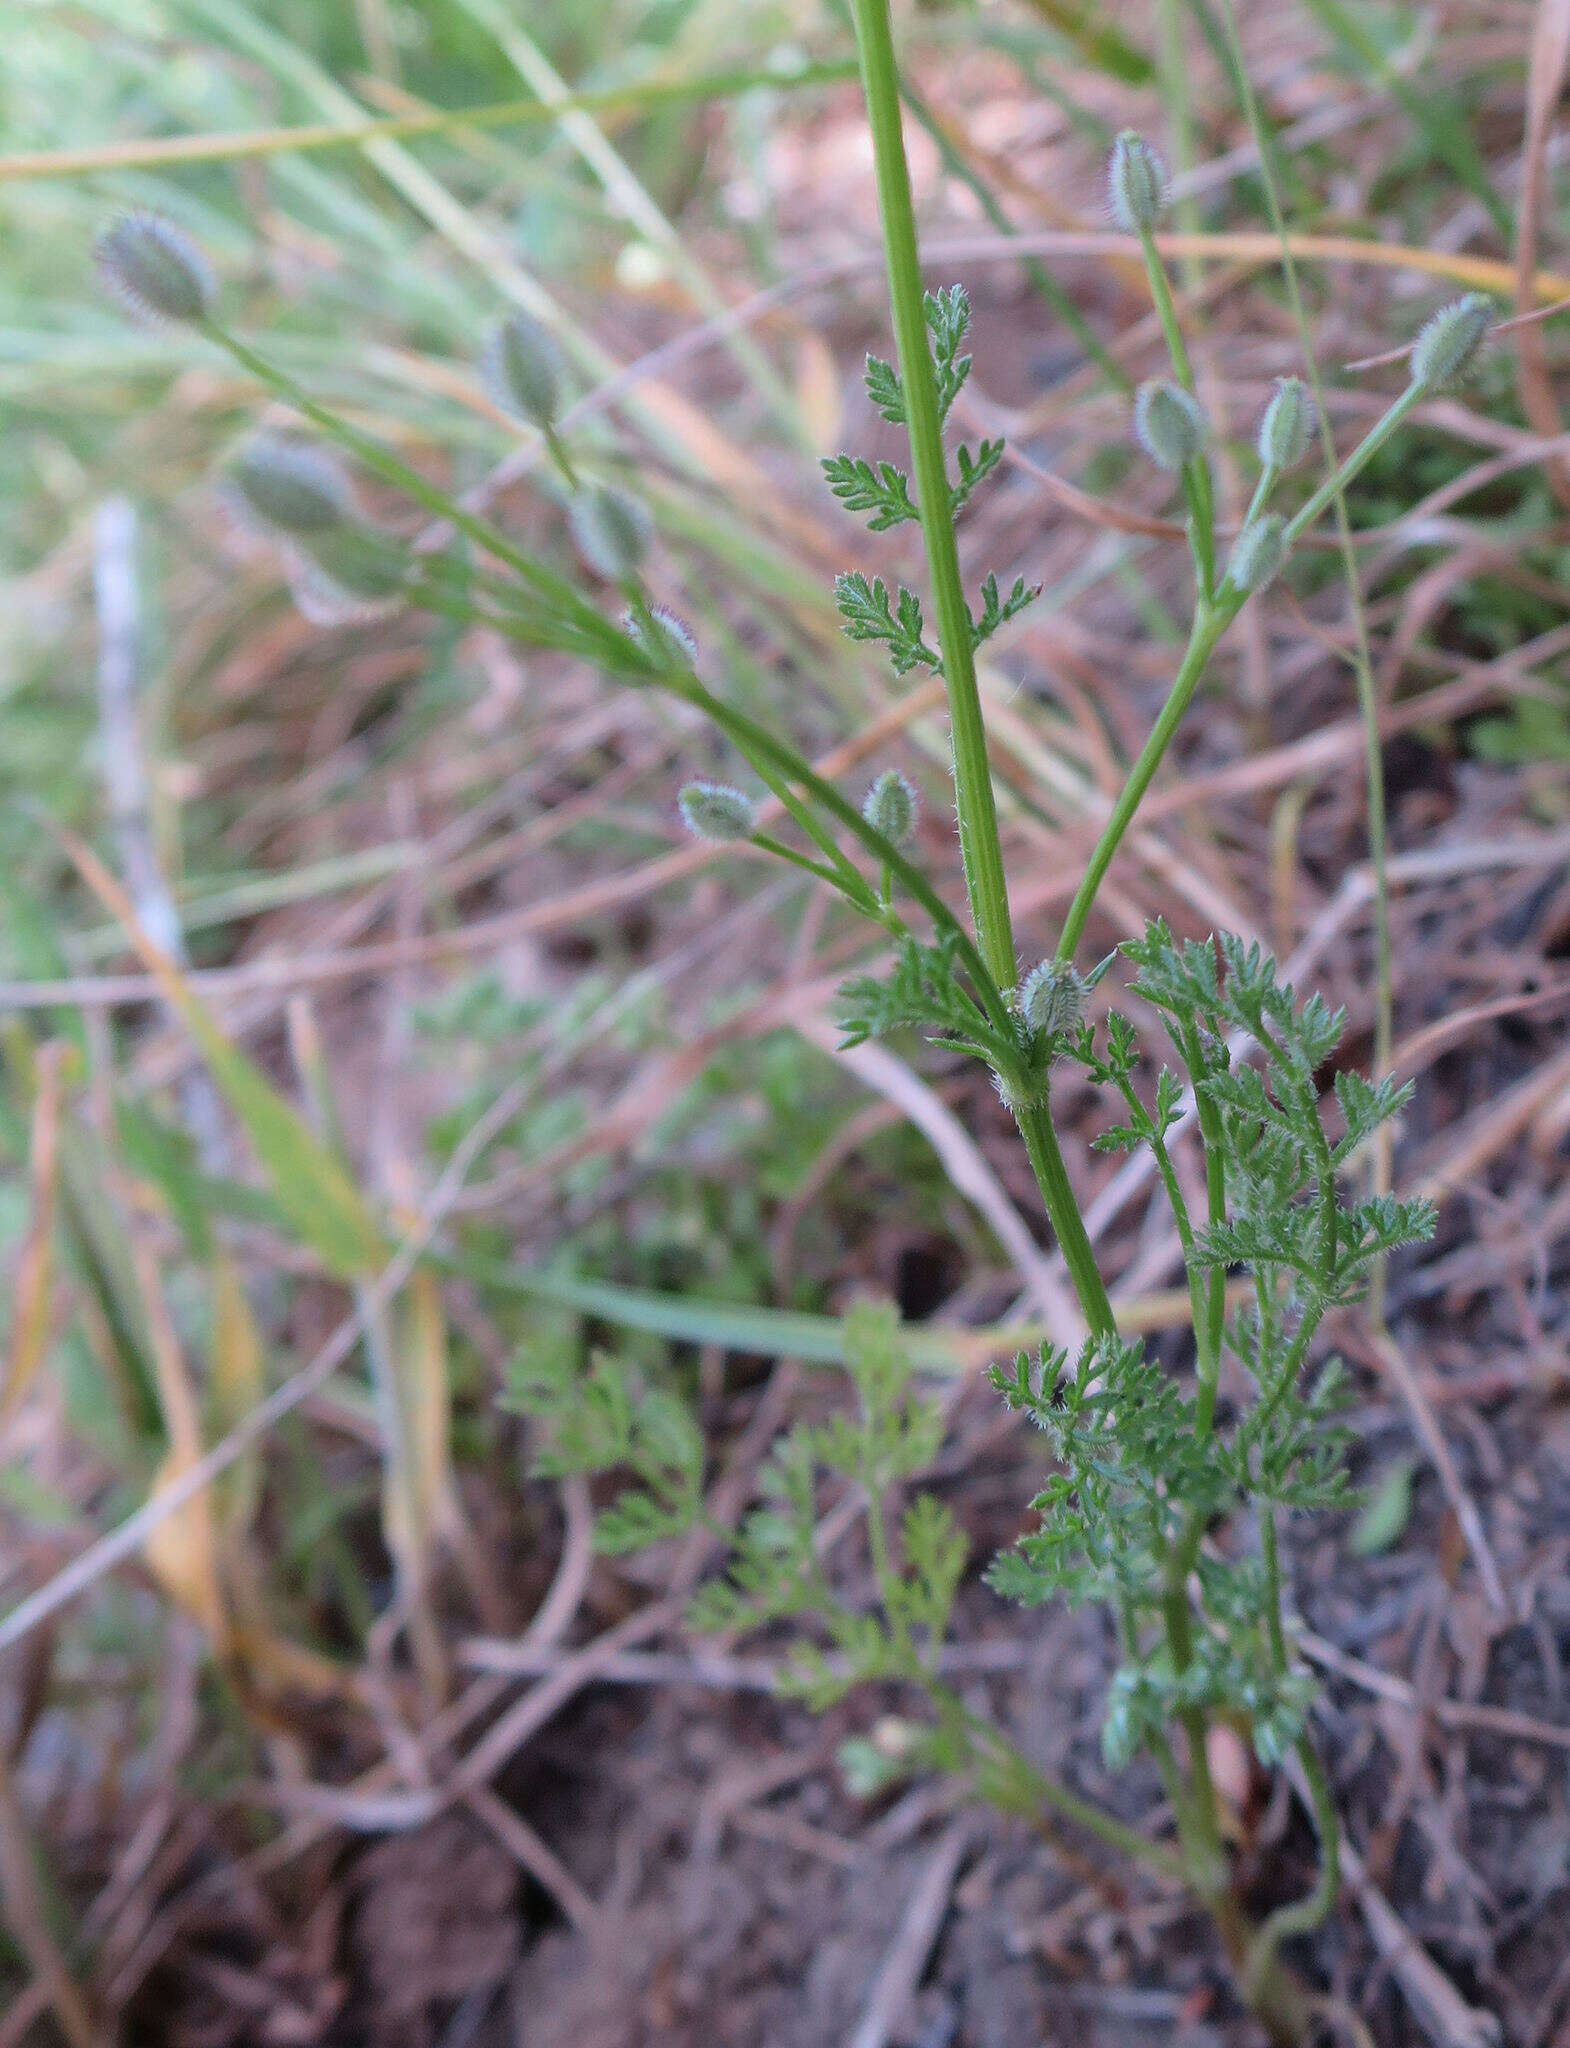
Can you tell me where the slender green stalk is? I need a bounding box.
[749,833,866,895]
[1055,599,1231,960]
[929,1683,1189,1881]
[1053,372,1424,971]
[1137,220,1215,591]
[201,320,626,649]
[1260,1504,1289,1674]
[1284,383,1423,545]
[1217,0,1398,1306]
[1013,1097,1116,1336]
[1248,1737,1341,1983]
[1252,1511,1341,1975]
[847,0,1016,993]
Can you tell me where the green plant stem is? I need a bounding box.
[1138,220,1216,590]
[928,1683,1188,1882]
[1256,1510,1341,1956]
[543,424,579,491]
[1055,597,1232,961]
[1139,224,1196,391]
[1244,460,1280,527]
[1052,378,1428,970]
[1218,0,1399,1315]
[202,322,633,660]
[1140,1111,1221,1413]
[1284,382,1424,545]
[676,677,1011,1026]
[1177,1020,1229,1436]
[1182,458,1217,599]
[1013,1095,1116,1336]
[1248,1737,1341,1995]
[1260,1504,1289,1673]
[749,832,868,896]
[847,0,1017,993]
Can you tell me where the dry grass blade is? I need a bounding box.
[0,1750,95,2048]
[130,1226,231,1656]
[0,1070,532,1657]
[1,1042,67,1428]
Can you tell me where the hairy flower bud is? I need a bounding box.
[569,486,650,580]
[1017,959,1087,1038]
[861,769,917,846]
[1225,513,1287,594]
[624,604,697,664]
[229,436,353,536]
[481,311,564,427]
[1409,293,1492,392]
[1134,379,1205,471]
[1108,130,1167,232]
[96,212,214,324]
[1255,377,1314,471]
[678,780,755,842]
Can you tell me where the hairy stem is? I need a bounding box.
[1013,1095,1116,1336]
[847,0,1016,992]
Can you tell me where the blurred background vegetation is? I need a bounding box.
[2,1,1568,2042]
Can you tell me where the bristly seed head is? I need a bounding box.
[678,780,755,842]
[623,604,697,665]
[1133,379,1206,471]
[1255,377,1315,471]
[1408,292,1492,392]
[1016,959,1088,1038]
[1225,513,1287,595]
[862,769,917,847]
[1108,130,1167,233]
[481,311,565,428]
[96,212,214,325]
[228,435,354,537]
[569,486,650,580]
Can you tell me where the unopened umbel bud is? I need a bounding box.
[1108,130,1167,233]
[569,486,650,580]
[1017,959,1087,1038]
[1134,379,1206,471]
[229,436,353,536]
[678,781,755,842]
[624,604,697,665]
[1408,293,1492,392]
[1225,513,1287,594]
[481,312,564,428]
[862,769,917,846]
[1255,377,1314,471]
[96,212,214,324]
